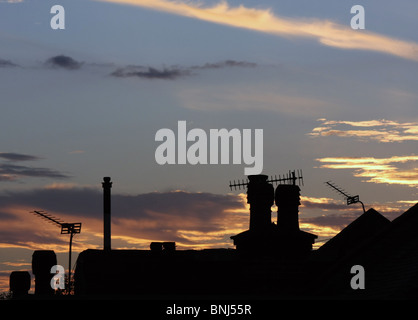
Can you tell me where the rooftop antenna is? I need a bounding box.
[31,210,81,293]
[229,169,304,190]
[325,181,366,213]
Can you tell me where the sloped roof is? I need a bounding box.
[315,208,391,260]
[316,203,418,298]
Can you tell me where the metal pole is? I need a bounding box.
[68,231,73,294]
[359,201,366,213]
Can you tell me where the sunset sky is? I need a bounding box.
[1,0,418,293]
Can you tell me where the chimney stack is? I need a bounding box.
[246,175,274,232]
[102,177,112,251]
[275,184,301,232]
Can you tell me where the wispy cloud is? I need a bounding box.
[97,0,418,62]
[178,86,331,115]
[317,155,418,186]
[1,56,255,77]
[309,118,418,143]
[0,153,40,161]
[191,60,256,70]
[0,164,69,181]
[110,60,256,80]
[300,195,348,211]
[2,261,31,267]
[0,152,69,182]
[111,65,190,79]
[310,119,418,186]
[0,58,18,67]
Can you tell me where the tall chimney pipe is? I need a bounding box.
[102,177,112,251]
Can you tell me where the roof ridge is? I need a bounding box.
[391,202,418,225]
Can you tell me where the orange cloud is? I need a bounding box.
[97,0,418,61]
[317,155,418,186]
[309,119,418,143]
[0,186,249,252]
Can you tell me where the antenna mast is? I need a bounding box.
[325,181,366,213]
[229,169,304,190]
[31,210,81,293]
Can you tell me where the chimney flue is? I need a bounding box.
[275,184,301,232]
[247,175,274,232]
[102,177,112,251]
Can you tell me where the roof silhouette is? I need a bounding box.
[315,208,391,260]
[315,203,418,298]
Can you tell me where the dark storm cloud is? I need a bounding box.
[111,65,190,79]
[45,55,83,70]
[0,58,18,67]
[0,152,40,161]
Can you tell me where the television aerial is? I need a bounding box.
[31,210,81,293]
[325,181,366,213]
[229,169,304,190]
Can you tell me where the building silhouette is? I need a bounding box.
[231,175,317,258]
[73,175,318,297]
[10,175,418,299]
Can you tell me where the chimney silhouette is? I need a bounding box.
[102,177,112,251]
[231,173,317,256]
[32,250,57,296]
[247,175,274,231]
[275,184,301,232]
